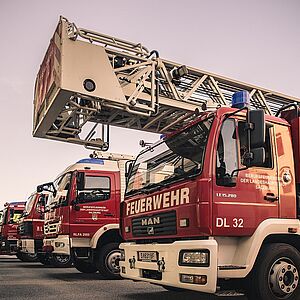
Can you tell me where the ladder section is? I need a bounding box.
[33,16,300,150]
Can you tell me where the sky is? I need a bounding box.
[0,0,299,208]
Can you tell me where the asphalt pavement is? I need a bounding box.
[0,256,247,300]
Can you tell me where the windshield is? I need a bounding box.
[24,194,36,215]
[10,209,23,224]
[47,173,72,207]
[127,117,214,195]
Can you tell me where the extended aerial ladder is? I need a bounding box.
[33,16,300,150]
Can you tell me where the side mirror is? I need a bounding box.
[77,173,85,190]
[249,109,265,149]
[244,109,266,167]
[244,147,265,168]
[37,182,57,196]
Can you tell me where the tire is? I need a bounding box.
[37,253,51,266]
[74,259,98,273]
[16,252,25,261]
[95,243,121,279]
[51,254,73,268]
[246,243,300,300]
[16,252,38,262]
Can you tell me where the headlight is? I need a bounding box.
[179,250,209,267]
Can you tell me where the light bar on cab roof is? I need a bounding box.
[76,158,104,165]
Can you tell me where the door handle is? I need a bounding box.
[104,213,114,217]
[264,193,278,202]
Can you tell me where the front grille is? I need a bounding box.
[132,211,176,237]
[18,222,33,236]
[44,222,59,235]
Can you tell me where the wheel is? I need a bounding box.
[37,253,51,265]
[74,259,98,273]
[16,252,38,262]
[23,253,39,262]
[16,252,25,261]
[95,243,121,279]
[246,243,300,300]
[51,254,73,268]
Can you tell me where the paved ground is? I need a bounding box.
[0,256,248,300]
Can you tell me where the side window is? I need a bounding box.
[216,119,238,186]
[238,122,273,168]
[77,174,111,203]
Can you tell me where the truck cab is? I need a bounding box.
[120,103,300,300]
[40,153,133,276]
[0,202,25,255]
[17,192,48,263]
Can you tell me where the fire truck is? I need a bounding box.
[17,192,49,264]
[38,152,133,276]
[0,202,25,257]
[33,17,300,299]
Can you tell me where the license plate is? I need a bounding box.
[138,251,158,262]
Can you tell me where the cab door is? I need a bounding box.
[70,171,118,239]
[212,118,279,236]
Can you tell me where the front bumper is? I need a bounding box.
[120,239,218,293]
[18,239,35,254]
[43,235,70,255]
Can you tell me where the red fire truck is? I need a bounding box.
[17,192,49,264]
[0,202,25,257]
[38,152,133,276]
[32,17,300,299]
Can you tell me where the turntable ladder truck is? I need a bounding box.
[33,16,300,299]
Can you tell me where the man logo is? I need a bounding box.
[147,227,154,235]
[141,217,160,226]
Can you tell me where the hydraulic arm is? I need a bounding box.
[33,16,300,150]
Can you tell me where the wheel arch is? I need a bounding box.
[90,224,122,249]
[217,219,300,278]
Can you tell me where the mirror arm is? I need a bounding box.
[230,166,248,178]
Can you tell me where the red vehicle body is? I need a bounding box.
[0,202,25,255]
[41,153,133,275]
[17,192,48,263]
[120,105,300,300]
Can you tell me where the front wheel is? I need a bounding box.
[74,259,98,273]
[95,243,121,279]
[37,253,51,266]
[51,254,73,268]
[246,243,300,300]
[16,252,38,262]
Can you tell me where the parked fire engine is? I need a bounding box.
[33,17,300,299]
[38,152,133,276]
[17,192,49,264]
[0,202,25,257]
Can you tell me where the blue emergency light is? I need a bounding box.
[232,90,250,109]
[77,158,104,165]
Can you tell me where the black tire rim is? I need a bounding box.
[105,249,121,274]
[55,255,70,264]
